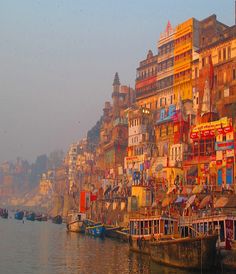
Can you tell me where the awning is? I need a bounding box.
[175,196,187,204]
[214,197,229,208]
[199,195,211,209]
[162,197,172,207]
[192,185,203,194]
[185,194,196,210]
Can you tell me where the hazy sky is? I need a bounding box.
[0,0,234,163]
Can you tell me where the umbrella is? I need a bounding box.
[162,197,172,207]
[192,185,203,194]
[112,185,119,193]
[185,194,196,210]
[175,196,187,204]
[199,195,211,209]
[214,197,229,208]
[104,185,111,196]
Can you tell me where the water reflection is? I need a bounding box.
[0,218,233,274]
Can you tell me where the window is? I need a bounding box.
[228,46,231,59]
[223,48,226,60]
[202,57,205,67]
[195,67,198,79]
[218,49,221,61]
[155,100,158,109]
[233,69,236,80]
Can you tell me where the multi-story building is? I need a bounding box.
[96,73,134,183]
[125,106,155,183]
[135,50,158,108]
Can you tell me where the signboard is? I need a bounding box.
[215,140,234,151]
[157,105,176,124]
[190,118,232,139]
[192,117,230,133]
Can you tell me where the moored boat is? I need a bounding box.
[14,211,24,220]
[67,212,86,233]
[104,225,129,241]
[0,208,8,219]
[85,220,105,237]
[35,214,48,221]
[129,214,179,254]
[26,212,36,221]
[150,234,218,270]
[52,215,62,224]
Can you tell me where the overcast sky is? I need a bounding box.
[0,0,234,163]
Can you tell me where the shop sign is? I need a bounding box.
[190,118,232,139]
[215,140,234,151]
[157,105,176,124]
[226,149,234,157]
[216,151,223,160]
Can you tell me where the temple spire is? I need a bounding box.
[113,72,120,86]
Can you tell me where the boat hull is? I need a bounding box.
[105,226,129,242]
[86,224,105,237]
[67,220,85,233]
[0,209,8,219]
[129,237,150,255]
[150,235,218,270]
[15,211,24,220]
[26,213,35,221]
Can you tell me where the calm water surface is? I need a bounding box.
[0,217,231,274]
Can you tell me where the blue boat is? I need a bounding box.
[85,221,105,237]
[15,211,24,220]
[26,212,35,221]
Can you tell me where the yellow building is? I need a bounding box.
[131,185,152,208]
[174,18,199,102]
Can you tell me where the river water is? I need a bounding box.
[0,217,231,274]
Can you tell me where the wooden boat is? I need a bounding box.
[180,213,236,250]
[14,211,24,220]
[84,220,105,237]
[52,215,62,224]
[0,208,8,219]
[128,213,218,270]
[150,234,218,270]
[105,225,129,241]
[67,212,86,233]
[35,214,48,221]
[26,212,36,221]
[129,215,179,254]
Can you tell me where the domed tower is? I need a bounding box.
[112,72,121,118]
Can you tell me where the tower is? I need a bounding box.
[112,72,120,118]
